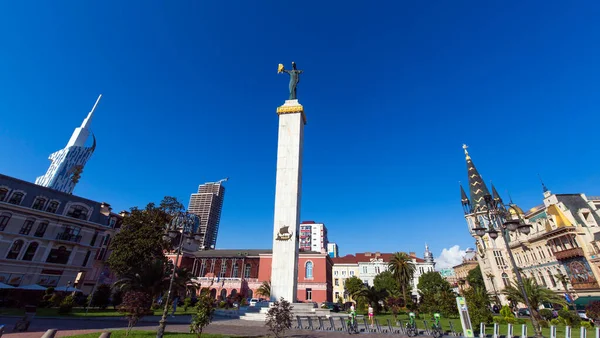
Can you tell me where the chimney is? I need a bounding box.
[100,202,112,216]
[409,252,416,257]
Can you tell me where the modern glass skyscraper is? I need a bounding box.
[188,179,227,249]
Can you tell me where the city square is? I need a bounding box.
[2,2,600,338]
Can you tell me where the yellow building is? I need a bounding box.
[331,255,359,303]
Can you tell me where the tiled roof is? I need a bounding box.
[332,252,425,265]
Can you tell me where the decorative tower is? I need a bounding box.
[424,244,434,264]
[270,63,306,302]
[35,95,102,194]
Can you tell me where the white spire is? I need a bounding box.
[66,94,102,148]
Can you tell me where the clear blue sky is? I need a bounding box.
[1,1,600,262]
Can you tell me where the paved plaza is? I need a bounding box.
[0,316,413,338]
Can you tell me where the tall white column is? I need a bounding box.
[270,99,306,303]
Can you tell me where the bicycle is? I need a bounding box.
[406,312,418,337]
[431,313,443,338]
[347,312,359,334]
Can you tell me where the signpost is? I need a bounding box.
[456,297,474,338]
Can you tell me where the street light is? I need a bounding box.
[156,212,201,338]
[473,194,542,338]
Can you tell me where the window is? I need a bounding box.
[19,219,35,235]
[375,266,380,274]
[0,188,8,201]
[82,250,91,267]
[362,266,367,273]
[90,232,98,246]
[501,273,510,287]
[46,201,59,213]
[350,271,354,276]
[342,271,346,276]
[220,262,227,278]
[335,292,339,300]
[232,263,239,278]
[32,197,47,210]
[305,261,313,278]
[8,192,24,205]
[66,204,89,220]
[548,270,557,287]
[334,271,338,276]
[46,246,70,264]
[306,288,312,301]
[0,213,11,231]
[539,272,547,287]
[7,240,24,259]
[244,264,251,278]
[103,234,111,246]
[22,242,39,261]
[493,250,506,266]
[199,261,207,277]
[335,278,339,286]
[34,221,48,237]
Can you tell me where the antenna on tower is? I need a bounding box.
[90,94,102,114]
[216,177,229,184]
[538,174,548,193]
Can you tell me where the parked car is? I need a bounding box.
[320,302,340,312]
[249,298,260,306]
[578,310,589,320]
[517,308,530,317]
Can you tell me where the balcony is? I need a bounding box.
[554,247,584,260]
[56,232,82,243]
[572,281,599,290]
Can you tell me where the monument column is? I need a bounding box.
[271,62,307,302]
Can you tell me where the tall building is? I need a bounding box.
[188,179,227,250]
[299,221,328,252]
[327,242,339,258]
[460,145,600,305]
[36,95,102,194]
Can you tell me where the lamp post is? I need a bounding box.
[472,194,543,338]
[156,212,201,338]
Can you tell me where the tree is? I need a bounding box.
[345,276,365,297]
[118,291,153,336]
[112,289,123,309]
[388,252,416,307]
[417,271,457,317]
[385,296,404,320]
[373,271,401,297]
[463,286,493,330]
[502,277,566,323]
[353,286,387,313]
[256,280,271,298]
[113,259,167,300]
[108,196,183,278]
[555,273,570,296]
[190,293,215,337]
[91,284,111,309]
[587,301,600,320]
[265,297,294,338]
[467,266,486,290]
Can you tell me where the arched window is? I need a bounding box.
[22,242,39,261]
[501,273,510,287]
[32,197,47,210]
[306,261,313,278]
[46,201,59,213]
[244,264,251,278]
[230,289,237,297]
[7,240,24,259]
[0,187,9,201]
[232,263,239,278]
[66,204,89,220]
[0,212,11,231]
[548,270,557,287]
[210,289,217,299]
[247,289,253,299]
[220,289,227,300]
[34,221,49,237]
[19,219,35,235]
[8,192,24,205]
[538,272,547,286]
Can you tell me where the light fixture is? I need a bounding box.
[518,223,531,235]
[488,229,499,239]
[168,230,179,238]
[473,227,487,237]
[504,220,520,232]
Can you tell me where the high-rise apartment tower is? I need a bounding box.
[188,179,227,249]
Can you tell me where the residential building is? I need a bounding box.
[331,247,435,302]
[0,174,113,294]
[188,179,227,250]
[35,95,102,194]
[327,242,339,258]
[438,268,459,292]
[299,221,328,252]
[460,145,600,305]
[178,249,333,303]
[452,248,478,291]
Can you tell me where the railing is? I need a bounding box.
[55,232,82,243]
[572,281,599,290]
[554,247,584,260]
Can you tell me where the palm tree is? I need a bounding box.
[172,267,198,297]
[388,252,416,306]
[555,273,570,293]
[353,286,387,312]
[256,280,271,298]
[502,277,566,321]
[113,259,166,299]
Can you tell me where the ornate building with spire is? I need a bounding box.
[35,95,102,194]
[460,145,600,305]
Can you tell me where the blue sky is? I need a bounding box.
[1,1,600,264]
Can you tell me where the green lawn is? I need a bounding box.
[62,330,233,338]
[0,307,195,317]
[371,312,574,337]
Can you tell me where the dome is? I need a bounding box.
[509,205,525,215]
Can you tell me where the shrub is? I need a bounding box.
[183,297,192,312]
[549,318,562,326]
[493,316,507,324]
[91,284,111,309]
[581,321,593,330]
[58,295,75,314]
[189,293,215,337]
[515,318,526,325]
[558,309,581,327]
[218,301,227,309]
[265,298,293,338]
[505,317,516,324]
[540,309,554,321]
[539,320,549,328]
[39,287,55,308]
[587,301,600,320]
[240,298,248,306]
[111,290,123,309]
[49,293,63,307]
[500,305,514,319]
[118,291,152,336]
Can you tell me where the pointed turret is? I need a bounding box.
[460,184,472,214]
[463,144,491,211]
[491,184,503,204]
[66,94,102,147]
[424,244,434,263]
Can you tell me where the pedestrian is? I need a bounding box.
[368,304,374,327]
[171,294,179,317]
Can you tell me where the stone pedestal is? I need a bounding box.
[270,100,306,303]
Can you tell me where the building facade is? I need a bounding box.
[299,221,328,252]
[178,249,333,303]
[188,179,227,250]
[35,95,102,194]
[0,174,114,293]
[327,242,339,258]
[331,255,360,302]
[460,145,600,305]
[452,248,478,291]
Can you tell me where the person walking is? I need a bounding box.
[368,304,374,327]
[171,294,179,317]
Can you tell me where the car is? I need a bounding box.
[517,308,530,317]
[578,310,589,320]
[320,302,341,312]
[249,298,259,306]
